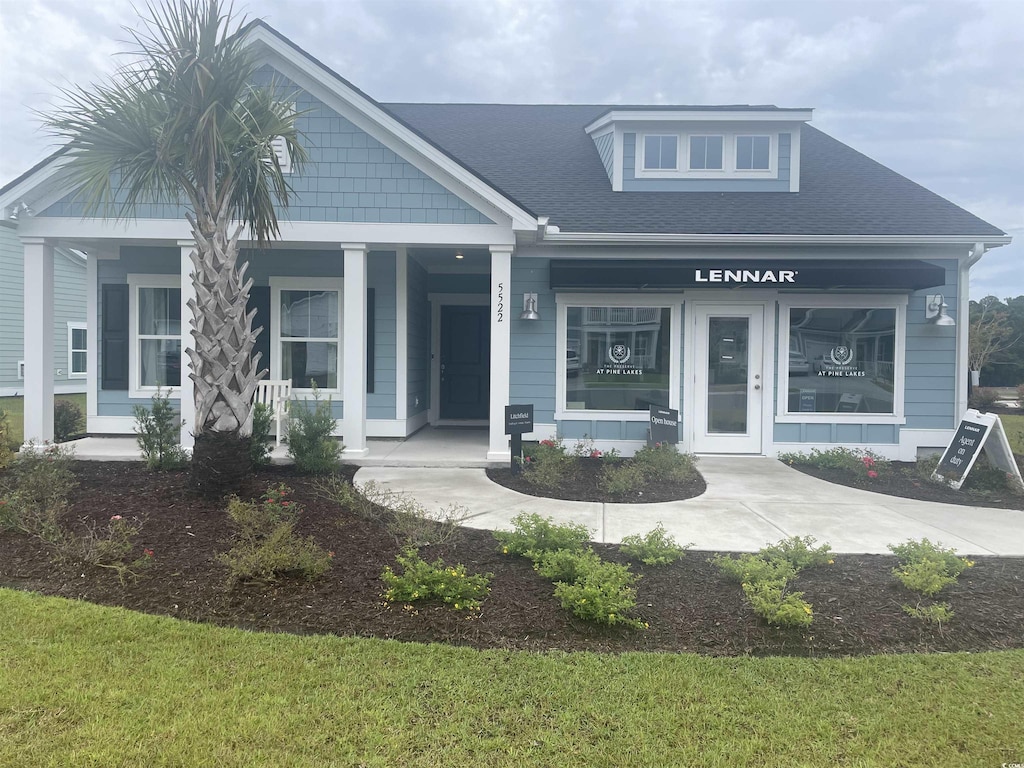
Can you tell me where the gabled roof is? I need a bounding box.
[385,103,1006,239]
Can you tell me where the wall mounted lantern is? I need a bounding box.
[925,294,955,326]
[519,293,540,321]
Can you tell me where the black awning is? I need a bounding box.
[549,259,947,291]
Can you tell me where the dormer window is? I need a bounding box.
[642,135,678,170]
[736,135,770,170]
[688,136,723,170]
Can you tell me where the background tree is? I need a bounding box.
[45,0,305,493]
[969,295,1023,387]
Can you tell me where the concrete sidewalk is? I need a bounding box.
[355,457,1024,556]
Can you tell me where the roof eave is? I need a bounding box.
[538,231,1012,248]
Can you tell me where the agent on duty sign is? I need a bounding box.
[933,409,1023,491]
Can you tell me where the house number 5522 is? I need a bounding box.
[496,281,504,322]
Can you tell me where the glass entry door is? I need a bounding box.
[692,304,765,453]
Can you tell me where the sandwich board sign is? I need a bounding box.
[932,409,1023,491]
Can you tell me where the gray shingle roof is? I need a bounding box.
[384,103,1005,237]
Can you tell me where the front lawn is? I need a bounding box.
[1,589,1021,768]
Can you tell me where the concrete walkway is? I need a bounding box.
[355,457,1024,556]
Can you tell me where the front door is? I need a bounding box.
[692,304,765,453]
[440,305,490,419]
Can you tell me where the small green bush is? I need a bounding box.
[741,580,814,628]
[631,443,699,483]
[903,602,954,625]
[287,385,342,474]
[381,548,491,610]
[759,535,833,571]
[521,438,576,490]
[712,552,798,585]
[220,523,331,585]
[0,443,77,537]
[220,484,331,585]
[133,389,188,470]
[780,447,888,477]
[968,387,1000,410]
[552,558,645,629]
[249,402,273,468]
[893,559,959,597]
[533,547,605,583]
[598,461,647,496]
[494,512,592,559]
[888,539,973,579]
[53,400,83,443]
[620,523,690,565]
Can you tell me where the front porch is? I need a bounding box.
[65,424,496,468]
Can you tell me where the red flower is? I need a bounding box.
[867,470,878,479]
[590,450,602,458]
[540,439,555,447]
[143,548,154,558]
[861,456,875,467]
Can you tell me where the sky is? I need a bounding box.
[0,0,1021,299]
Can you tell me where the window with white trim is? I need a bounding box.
[68,322,87,377]
[735,135,770,170]
[778,297,906,423]
[642,135,678,170]
[557,295,680,417]
[688,135,724,170]
[127,274,181,396]
[270,277,344,393]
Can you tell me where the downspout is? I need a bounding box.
[955,242,986,418]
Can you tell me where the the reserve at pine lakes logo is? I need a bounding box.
[608,343,631,364]
[829,345,854,366]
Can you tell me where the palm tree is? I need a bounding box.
[45,0,305,493]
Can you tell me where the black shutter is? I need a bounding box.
[101,284,129,390]
[247,286,272,379]
[366,287,375,394]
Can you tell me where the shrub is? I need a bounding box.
[712,552,798,585]
[888,538,973,579]
[631,443,699,483]
[381,548,491,610]
[0,409,13,470]
[65,514,154,584]
[53,400,83,443]
[133,388,188,470]
[287,385,341,474]
[494,512,592,559]
[552,558,645,629]
[620,523,691,565]
[521,438,576,490]
[220,523,332,585]
[220,484,331,585]
[0,443,77,537]
[250,402,273,468]
[598,461,647,496]
[759,535,833,571]
[533,547,605,583]
[903,602,955,625]
[741,580,814,628]
[968,387,1000,410]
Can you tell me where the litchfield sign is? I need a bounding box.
[505,405,534,435]
[933,409,1023,490]
[649,406,679,445]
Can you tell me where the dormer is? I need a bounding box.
[585,106,813,193]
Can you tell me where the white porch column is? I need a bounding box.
[22,237,55,446]
[179,241,197,449]
[342,243,369,457]
[487,245,513,461]
[85,249,99,427]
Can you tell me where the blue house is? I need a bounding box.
[0,21,1010,460]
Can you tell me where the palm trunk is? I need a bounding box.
[185,206,266,494]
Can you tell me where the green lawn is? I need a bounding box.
[1000,413,1024,453]
[1,589,1021,767]
[0,394,87,447]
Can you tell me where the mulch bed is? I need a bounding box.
[486,458,706,503]
[2,461,1023,657]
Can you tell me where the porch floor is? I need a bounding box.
[65,425,494,467]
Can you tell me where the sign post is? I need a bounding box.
[504,404,534,475]
[649,405,679,446]
[933,409,1023,491]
